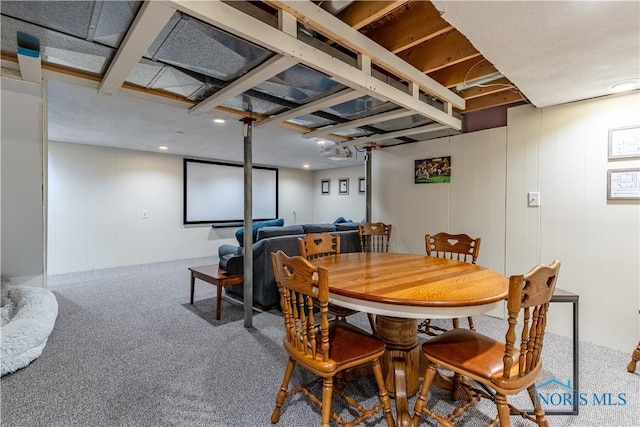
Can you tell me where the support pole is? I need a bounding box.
[365,147,372,222]
[241,117,256,328]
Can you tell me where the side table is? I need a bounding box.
[188,264,244,320]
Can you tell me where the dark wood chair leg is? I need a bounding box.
[628,342,640,373]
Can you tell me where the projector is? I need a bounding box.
[320,143,352,160]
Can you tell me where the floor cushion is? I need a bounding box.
[1,286,58,376]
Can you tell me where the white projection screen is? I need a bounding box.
[183,159,278,225]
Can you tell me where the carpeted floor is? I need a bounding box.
[0,257,638,426]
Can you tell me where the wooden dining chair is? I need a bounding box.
[412,260,561,427]
[419,232,482,336]
[298,232,358,322]
[627,310,640,373]
[358,222,392,254]
[358,222,393,333]
[270,251,396,427]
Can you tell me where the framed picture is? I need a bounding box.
[358,177,366,194]
[608,125,640,160]
[338,178,349,195]
[415,156,451,183]
[607,168,640,200]
[321,179,330,195]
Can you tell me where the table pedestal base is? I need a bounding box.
[375,315,420,427]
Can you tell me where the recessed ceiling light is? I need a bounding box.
[610,79,639,93]
[158,146,168,150]
[317,139,326,145]
[213,118,225,124]
[303,164,310,168]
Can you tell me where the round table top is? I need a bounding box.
[310,252,509,319]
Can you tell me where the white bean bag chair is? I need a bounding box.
[1,286,58,376]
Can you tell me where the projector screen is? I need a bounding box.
[183,159,278,225]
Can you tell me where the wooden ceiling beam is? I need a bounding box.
[397,30,481,74]
[457,77,514,100]
[456,90,525,113]
[364,1,452,54]
[428,58,500,88]
[337,1,406,30]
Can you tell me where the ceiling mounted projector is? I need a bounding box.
[320,143,352,160]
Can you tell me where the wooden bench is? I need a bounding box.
[188,264,244,320]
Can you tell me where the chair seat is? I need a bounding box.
[421,328,519,382]
[327,322,386,366]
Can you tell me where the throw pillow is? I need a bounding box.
[235,218,284,246]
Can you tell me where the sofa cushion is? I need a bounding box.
[257,224,304,240]
[335,222,359,231]
[302,223,336,233]
[235,218,284,246]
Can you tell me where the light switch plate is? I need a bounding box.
[527,192,540,207]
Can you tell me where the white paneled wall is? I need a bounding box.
[47,142,314,274]
[373,127,507,273]
[1,78,45,286]
[312,165,366,224]
[372,91,640,352]
[507,92,640,352]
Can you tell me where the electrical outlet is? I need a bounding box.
[142,210,149,219]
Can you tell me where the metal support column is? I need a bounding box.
[241,117,255,328]
[365,147,372,222]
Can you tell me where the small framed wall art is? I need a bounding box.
[321,179,330,195]
[607,168,640,200]
[608,125,640,160]
[338,178,349,195]
[358,177,366,194]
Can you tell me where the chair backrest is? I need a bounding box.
[298,232,340,260]
[359,222,392,253]
[495,260,561,387]
[425,232,481,264]
[271,250,330,363]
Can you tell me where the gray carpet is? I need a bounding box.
[1,257,638,426]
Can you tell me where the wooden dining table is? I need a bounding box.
[309,252,509,427]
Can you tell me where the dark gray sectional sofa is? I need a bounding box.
[218,222,361,310]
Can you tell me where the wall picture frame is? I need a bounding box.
[358,177,366,194]
[321,179,330,195]
[607,168,640,200]
[608,125,640,160]
[415,156,451,183]
[338,178,349,195]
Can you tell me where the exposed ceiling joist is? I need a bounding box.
[458,90,524,114]
[267,0,465,110]
[256,89,361,127]
[168,0,462,130]
[337,1,406,30]
[303,108,413,139]
[397,30,480,74]
[188,55,298,115]
[364,1,452,54]
[350,122,450,144]
[98,1,175,95]
[428,58,499,89]
[457,77,514,100]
